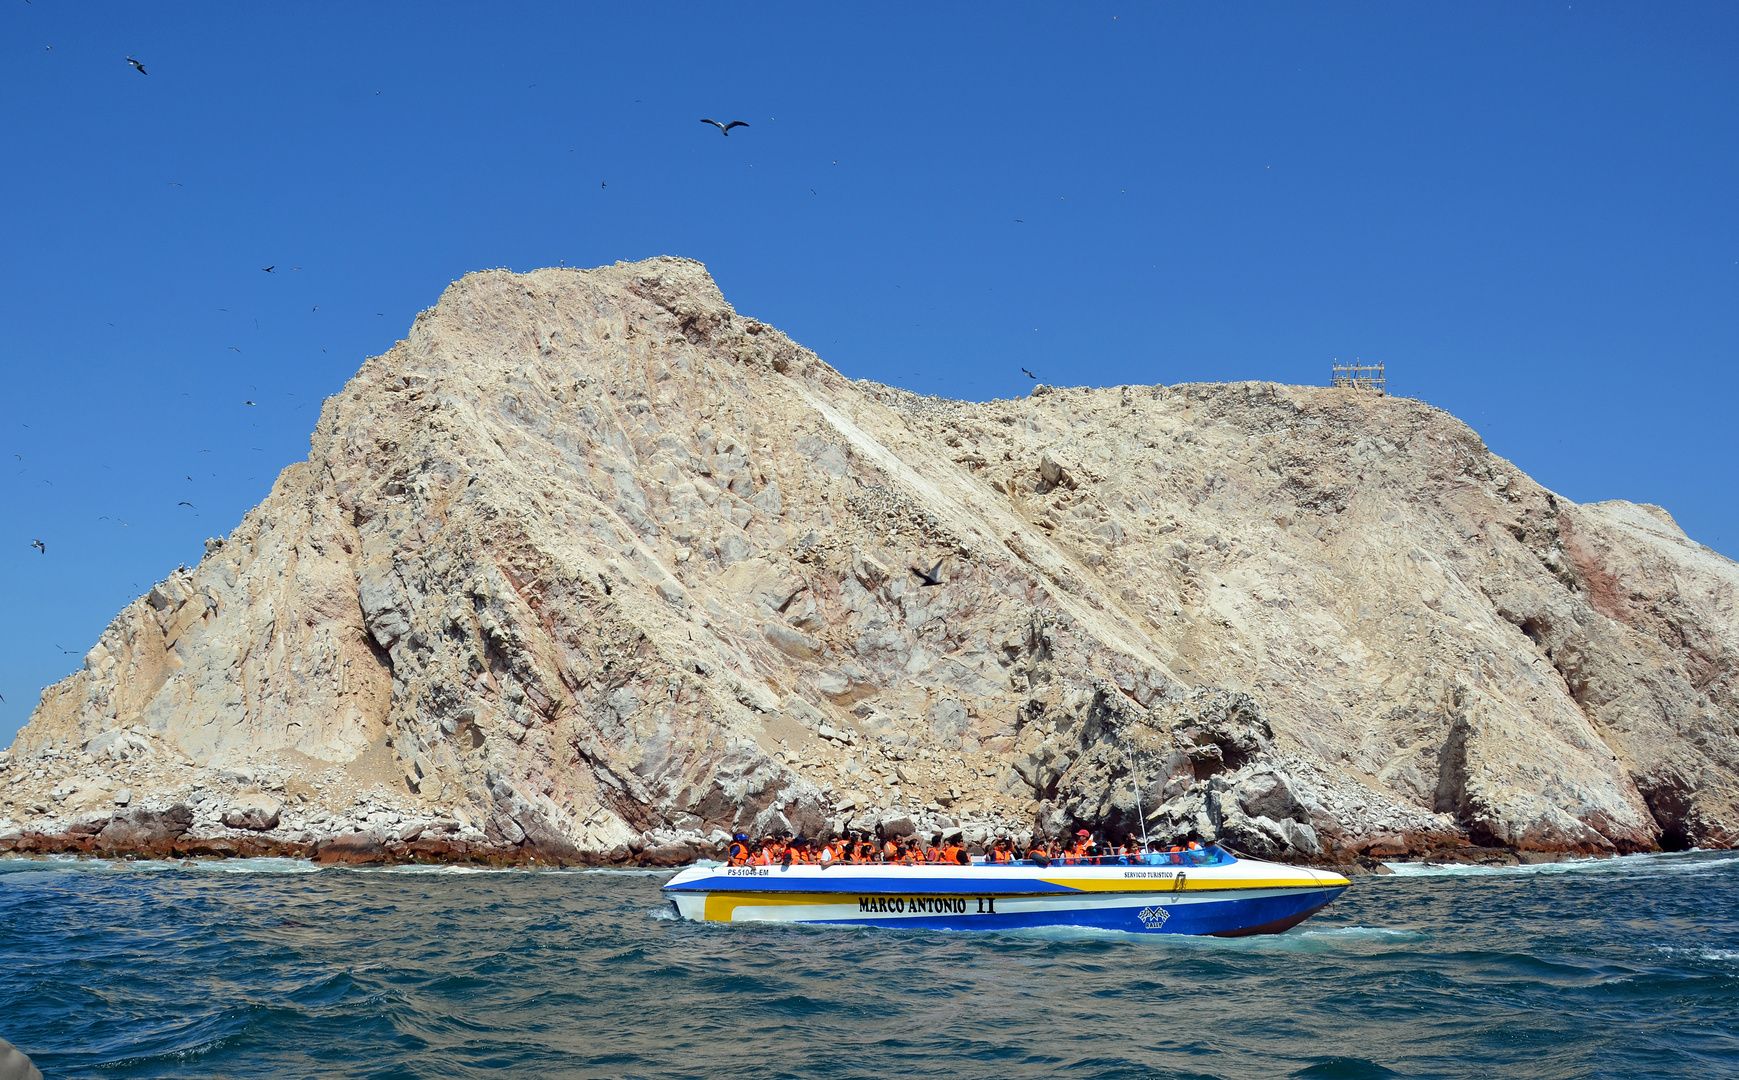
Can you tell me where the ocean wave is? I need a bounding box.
[1657,945,1739,965]
[1381,851,1738,879]
[1290,925,1430,942]
[6,856,1737,1079]
[191,857,322,874]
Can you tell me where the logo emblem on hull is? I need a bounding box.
[1137,905,1170,930]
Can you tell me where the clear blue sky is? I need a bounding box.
[3,2,1735,744]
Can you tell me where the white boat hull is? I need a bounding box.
[662,852,1349,936]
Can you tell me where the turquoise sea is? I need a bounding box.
[1,851,1735,1079]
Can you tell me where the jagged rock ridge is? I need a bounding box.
[4,257,1736,866]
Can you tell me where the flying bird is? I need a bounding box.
[244,400,257,406]
[228,347,241,352]
[31,539,45,554]
[178,501,195,508]
[125,56,146,75]
[910,559,945,587]
[1021,367,1037,379]
[54,644,75,655]
[700,118,748,136]
[262,266,274,273]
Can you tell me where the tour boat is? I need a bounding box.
[661,846,1349,936]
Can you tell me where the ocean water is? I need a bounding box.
[1,851,1735,1079]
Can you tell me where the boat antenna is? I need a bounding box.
[1128,750,1151,849]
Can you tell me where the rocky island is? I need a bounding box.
[4,258,1735,869]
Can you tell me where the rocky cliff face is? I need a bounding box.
[4,258,1736,866]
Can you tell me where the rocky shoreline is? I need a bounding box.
[0,723,1630,875]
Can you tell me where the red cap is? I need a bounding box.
[1076,829,1090,836]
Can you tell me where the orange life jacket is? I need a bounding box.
[727,842,749,866]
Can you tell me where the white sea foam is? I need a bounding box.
[1290,925,1429,943]
[357,864,675,877]
[1657,944,1739,965]
[1382,851,1738,879]
[367,863,527,875]
[191,857,321,874]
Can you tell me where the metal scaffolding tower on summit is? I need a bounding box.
[1330,359,1385,395]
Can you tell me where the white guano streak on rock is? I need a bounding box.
[796,383,1172,676]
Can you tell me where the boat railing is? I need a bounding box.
[1003,846,1232,868]
[710,845,1236,871]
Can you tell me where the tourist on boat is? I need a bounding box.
[727,833,750,866]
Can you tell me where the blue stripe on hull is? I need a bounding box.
[805,888,1347,936]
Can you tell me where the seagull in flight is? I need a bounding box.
[910,559,945,587]
[31,539,45,554]
[1021,367,1037,379]
[178,501,196,508]
[700,118,748,136]
[126,56,147,75]
[55,644,76,655]
[244,400,257,406]
[262,266,275,273]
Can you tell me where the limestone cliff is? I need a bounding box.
[4,258,1736,866]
